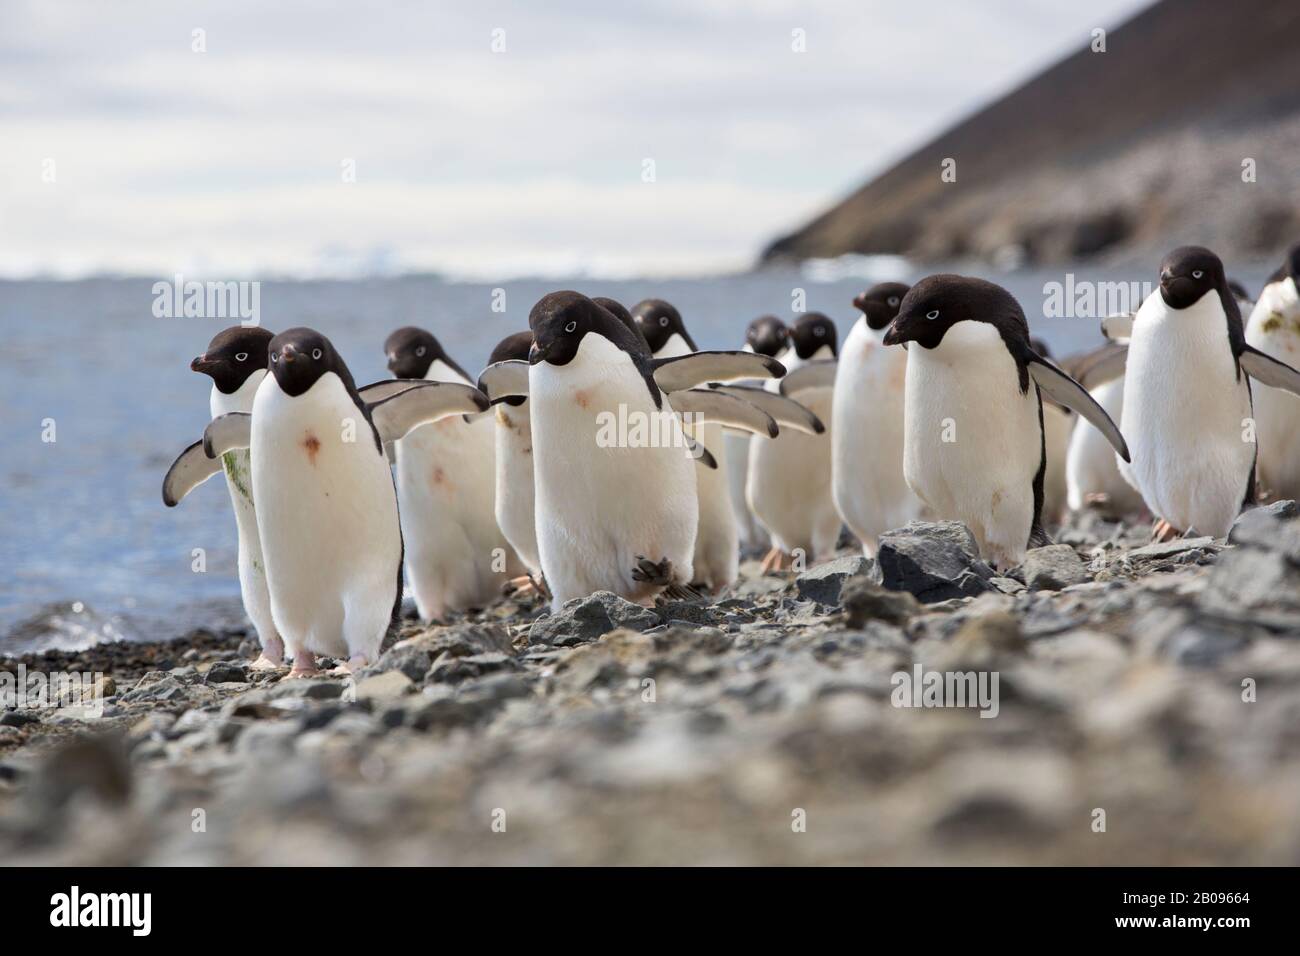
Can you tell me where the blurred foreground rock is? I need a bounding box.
[2,509,1300,865]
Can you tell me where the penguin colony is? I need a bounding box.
[163,243,1300,674]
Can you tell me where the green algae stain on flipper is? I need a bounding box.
[223,451,254,505]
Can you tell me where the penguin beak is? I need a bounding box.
[528,341,550,365]
[191,354,220,375]
[281,343,298,364]
[881,316,913,347]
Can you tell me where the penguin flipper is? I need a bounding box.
[708,384,826,434]
[670,388,779,438]
[650,350,784,393]
[203,412,252,459]
[777,359,837,398]
[1100,312,1135,342]
[1240,345,1300,397]
[685,435,718,469]
[369,381,490,443]
[1064,341,1128,391]
[162,439,222,507]
[476,359,530,403]
[357,379,426,404]
[1028,357,1130,462]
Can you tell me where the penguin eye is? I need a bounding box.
[565,321,577,333]
[887,297,899,307]
[235,352,248,362]
[271,352,280,364]
[659,316,669,327]
[926,309,940,320]
[415,346,426,357]
[1192,270,1204,279]
[311,348,323,360]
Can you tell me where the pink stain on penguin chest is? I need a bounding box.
[302,431,322,466]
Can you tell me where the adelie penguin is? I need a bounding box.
[632,299,822,591]
[1062,337,1143,518]
[749,312,840,572]
[476,291,786,610]
[832,282,925,555]
[384,326,524,620]
[483,329,545,595]
[162,325,284,668]
[1244,243,1300,501]
[1110,246,1300,540]
[725,316,791,553]
[882,275,1130,568]
[196,327,490,674]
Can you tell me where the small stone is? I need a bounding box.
[795,555,875,605]
[0,711,40,728]
[270,679,345,701]
[1228,499,1299,547]
[354,671,413,702]
[372,645,433,683]
[528,591,660,646]
[1126,536,1219,562]
[1021,544,1090,591]
[874,521,994,603]
[839,576,922,626]
[205,660,249,685]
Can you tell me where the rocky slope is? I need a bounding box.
[3,505,1300,865]
[762,0,1300,267]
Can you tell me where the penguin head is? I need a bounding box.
[883,274,1024,350]
[191,326,274,394]
[488,330,534,406]
[853,282,911,331]
[269,327,347,397]
[1158,246,1223,310]
[631,298,697,355]
[790,312,838,359]
[745,315,789,357]
[384,326,467,381]
[593,297,649,349]
[529,291,644,367]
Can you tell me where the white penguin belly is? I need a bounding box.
[395,410,516,620]
[1040,404,1073,528]
[1120,291,1253,537]
[251,374,401,661]
[1245,279,1300,499]
[1065,377,1144,515]
[653,334,737,590]
[724,432,767,550]
[831,319,922,555]
[494,401,540,575]
[210,372,281,659]
[903,322,1042,568]
[747,347,839,560]
[531,336,697,609]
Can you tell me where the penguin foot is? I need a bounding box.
[1084,492,1111,508]
[503,573,549,601]
[250,653,285,672]
[758,547,791,574]
[287,650,319,679]
[632,555,674,587]
[329,655,369,676]
[1151,519,1182,543]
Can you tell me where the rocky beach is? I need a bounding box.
[3,504,1299,866]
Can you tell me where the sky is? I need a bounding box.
[0,0,1150,280]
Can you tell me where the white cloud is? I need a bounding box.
[0,0,1151,278]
